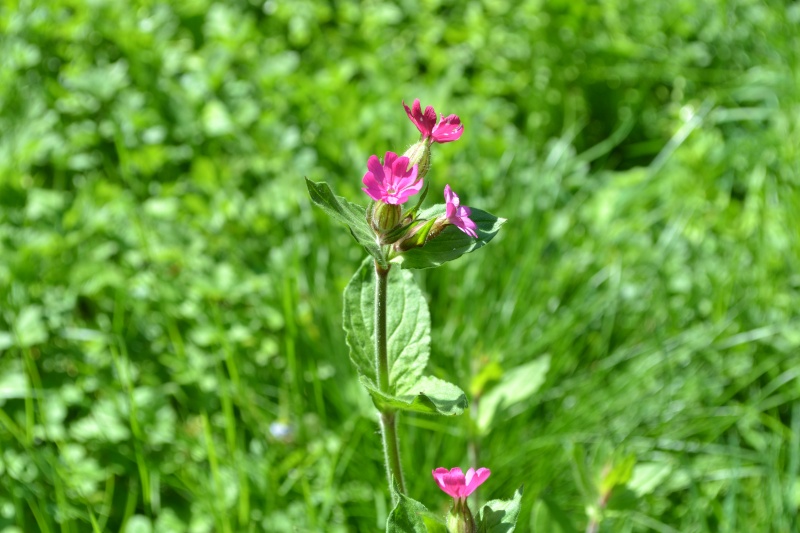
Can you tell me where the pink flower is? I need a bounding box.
[444,185,478,238]
[432,467,491,501]
[403,99,464,143]
[362,151,423,205]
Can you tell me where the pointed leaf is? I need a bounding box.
[344,258,468,415]
[394,205,505,269]
[387,477,429,533]
[362,375,468,416]
[305,178,385,266]
[478,486,524,533]
[343,258,429,391]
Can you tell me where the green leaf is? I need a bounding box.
[478,485,524,533]
[343,258,429,391]
[394,205,505,269]
[362,375,468,416]
[305,178,385,266]
[343,258,468,415]
[386,477,429,533]
[477,355,550,433]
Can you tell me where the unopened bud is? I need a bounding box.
[402,140,431,179]
[445,499,476,533]
[370,202,402,234]
[395,217,439,251]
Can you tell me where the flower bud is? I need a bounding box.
[445,499,476,533]
[395,217,439,251]
[370,202,402,234]
[402,140,431,180]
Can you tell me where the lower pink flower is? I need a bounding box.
[444,185,478,238]
[432,467,491,501]
[362,151,422,205]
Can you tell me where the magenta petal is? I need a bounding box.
[444,184,458,219]
[432,114,464,143]
[404,99,431,137]
[456,220,478,238]
[441,468,467,498]
[383,151,398,169]
[364,151,422,205]
[422,105,438,133]
[391,155,412,177]
[432,468,460,499]
[362,172,384,202]
[444,185,478,238]
[412,99,423,120]
[366,155,384,181]
[403,100,420,127]
[464,468,491,496]
[394,180,423,203]
[404,99,439,138]
[444,184,455,203]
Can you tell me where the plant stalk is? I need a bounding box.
[375,261,390,392]
[375,261,406,498]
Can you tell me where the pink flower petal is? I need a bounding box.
[432,466,490,499]
[366,154,384,181]
[361,171,384,202]
[422,105,437,133]
[404,99,434,137]
[443,185,478,238]
[432,114,464,143]
[362,152,424,205]
[404,99,454,140]
[464,467,491,497]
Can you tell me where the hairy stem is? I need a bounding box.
[380,410,405,496]
[375,261,390,392]
[375,261,406,498]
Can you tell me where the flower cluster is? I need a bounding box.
[360,99,478,251]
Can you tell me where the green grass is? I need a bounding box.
[1,0,799,531]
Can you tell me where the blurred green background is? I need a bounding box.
[1,0,799,531]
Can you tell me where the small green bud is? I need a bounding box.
[403,140,432,179]
[445,499,476,533]
[370,202,402,234]
[395,217,440,251]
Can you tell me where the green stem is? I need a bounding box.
[374,261,406,498]
[380,410,405,496]
[375,262,390,392]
